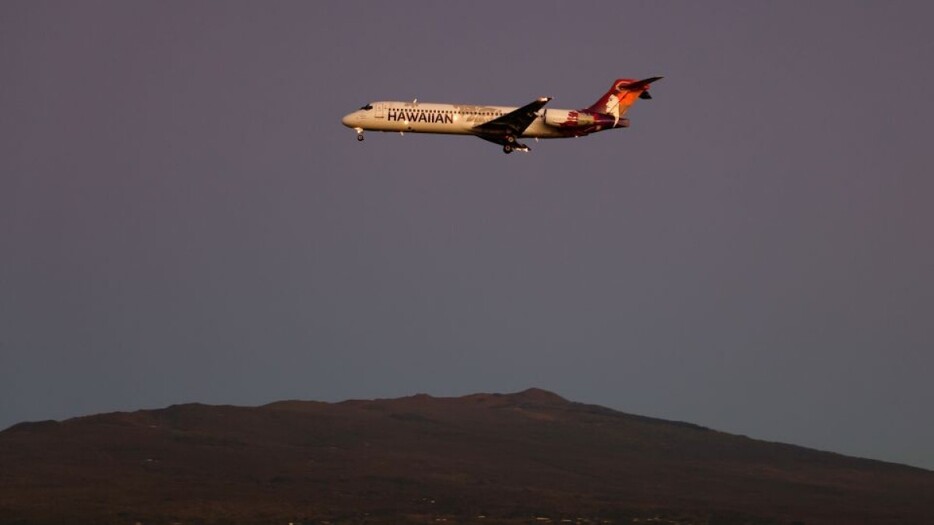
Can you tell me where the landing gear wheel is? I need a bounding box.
[503,145,513,154]
[505,135,517,144]
[356,133,365,142]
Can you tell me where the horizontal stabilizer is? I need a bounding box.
[626,76,663,91]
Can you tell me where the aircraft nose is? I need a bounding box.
[341,112,355,127]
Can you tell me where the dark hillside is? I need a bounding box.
[1,388,932,524]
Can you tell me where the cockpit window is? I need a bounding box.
[360,103,373,110]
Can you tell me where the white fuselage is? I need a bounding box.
[341,101,569,139]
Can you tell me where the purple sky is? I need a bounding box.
[2,2,933,469]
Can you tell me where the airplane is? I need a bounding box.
[341,77,661,154]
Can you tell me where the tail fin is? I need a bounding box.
[586,77,662,121]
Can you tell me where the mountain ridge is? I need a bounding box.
[2,388,932,525]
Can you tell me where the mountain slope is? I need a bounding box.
[1,388,932,524]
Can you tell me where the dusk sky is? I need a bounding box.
[2,2,933,469]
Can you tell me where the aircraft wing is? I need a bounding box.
[472,97,552,142]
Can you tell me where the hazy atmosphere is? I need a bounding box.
[2,2,933,470]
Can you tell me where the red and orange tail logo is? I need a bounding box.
[586,77,661,119]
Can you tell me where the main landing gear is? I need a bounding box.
[503,144,531,154]
[502,135,530,154]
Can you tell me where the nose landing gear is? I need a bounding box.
[355,128,364,142]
